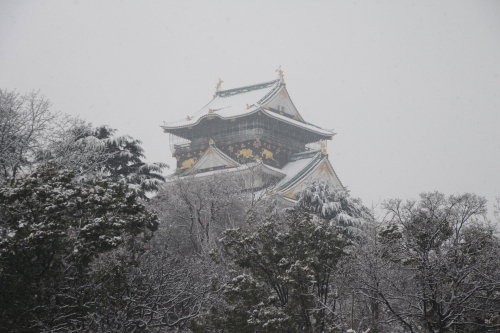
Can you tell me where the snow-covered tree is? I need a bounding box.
[150,173,248,255]
[494,196,500,224]
[84,234,217,332]
[40,123,167,199]
[37,118,113,178]
[350,192,500,333]
[297,181,370,225]
[0,90,167,199]
[0,165,159,332]
[0,90,56,178]
[198,207,351,332]
[88,125,168,200]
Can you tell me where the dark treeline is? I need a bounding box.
[1,90,499,333]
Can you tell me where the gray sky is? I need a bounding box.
[1,0,499,214]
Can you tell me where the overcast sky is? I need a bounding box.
[1,0,499,214]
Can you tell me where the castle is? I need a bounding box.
[162,70,344,202]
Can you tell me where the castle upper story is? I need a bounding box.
[162,73,334,171]
[161,70,344,201]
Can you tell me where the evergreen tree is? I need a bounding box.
[0,165,159,332]
[92,125,167,200]
[41,124,168,200]
[199,207,351,333]
[297,181,370,227]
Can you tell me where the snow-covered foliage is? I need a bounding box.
[41,124,168,200]
[38,119,113,180]
[0,165,158,332]
[150,173,250,255]
[92,126,168,199]
[199,207,351,332]
[85,239,217,332]
[297,181,371,241]
[297,181,371,225]
[495,196,500,224]
[0,90,167,199]
[347,192,500,333]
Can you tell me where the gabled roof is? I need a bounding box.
[276,150,344,199]
[166,160,287,189]
[161,79,334,136]
[169,148,344,202]
[277,151,324,192]
[182,144,239,175]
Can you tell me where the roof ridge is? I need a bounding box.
[216,79,280,98]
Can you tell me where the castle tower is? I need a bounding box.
[161,71,344,201]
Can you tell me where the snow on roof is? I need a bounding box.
[163,80,280,128]
[168,149,324,186]
[276,151,323,191]
[166,160,286,181]
[166,148,344,200]
[161,79,334,136]
[263,111,334,135]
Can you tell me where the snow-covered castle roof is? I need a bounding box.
[163,72,345,201]
[161,79,334,136]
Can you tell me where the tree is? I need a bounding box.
[84,236,216,332]
[150,173,248,255]
[89,125,168,200]
[0,90,56,178]
[0,90,167,198]
[494,197,500,224]
[0,165,159,332]
[351,192,500,333]
[203,207,350,333]
[297,181,370,228]
[40,123,167,200]
[37,118,113,179]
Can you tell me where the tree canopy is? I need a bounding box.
[0,165,159,332]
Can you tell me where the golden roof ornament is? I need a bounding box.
[320,140,327,155]
[186,115,192,121]
[214,78,223,94]
[276,66,285,84]
[209,138,214,146]
[208,108,214,114]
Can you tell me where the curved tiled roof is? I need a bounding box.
[277,150,344,194]
[161,79,334,136]
[277,151,324,192]
[167,160,286,181]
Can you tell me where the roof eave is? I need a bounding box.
[162,108,334,137]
